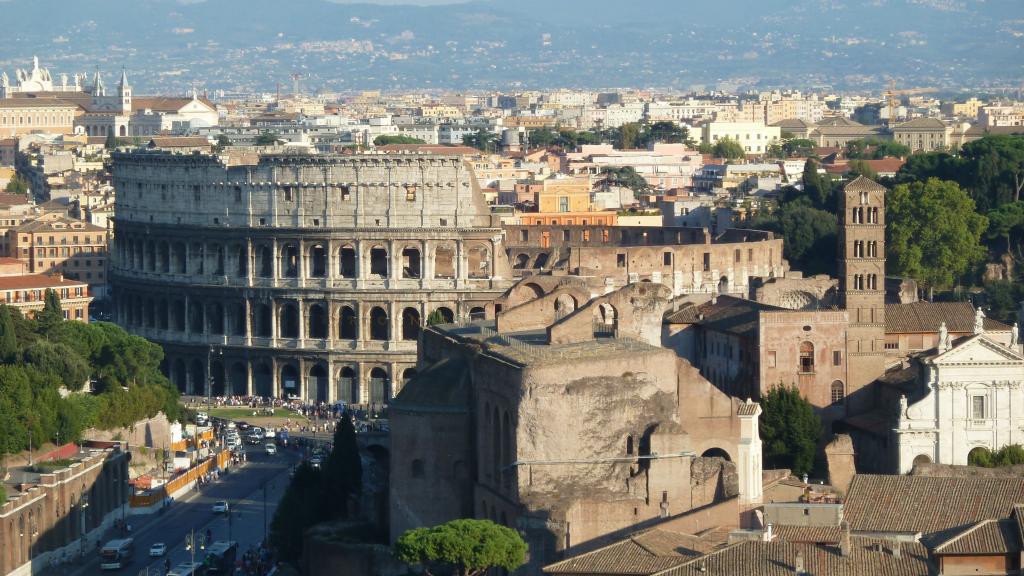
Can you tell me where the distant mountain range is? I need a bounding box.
[0,0,1020,94]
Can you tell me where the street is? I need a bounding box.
[53,449,296,576]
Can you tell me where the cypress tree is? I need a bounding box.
[36,288,63,335]
[0,305,17,361]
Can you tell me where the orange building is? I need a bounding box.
[0,272,91,321]
[6,214,108,290]
[518,211,617,227]
[535,176,592,214]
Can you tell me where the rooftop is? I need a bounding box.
[544,529,718,576]
[0,273,88,290]
[885,301,1010,334]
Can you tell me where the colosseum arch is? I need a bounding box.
[554,293,578,315]
[513,253,530,270]
[172,358,187,393]
[190,359,205,396]
[279,303,300,339]
[234,244,248,277]
[593,303,618,337]
[253,303,272,338]
[339,306,357,340]
[189,301,205,335]
[207,302,225,335]
[229,302,246,336]
[467,245,490,278]
[257,245,273,277]
[172,242,186,274]
[310,364,329,403]
[172,300,185,331]
[368,367,389,405]
[145,240,156,272]
[253,362,272,398]
[157,299,169,330]
[214,244,225,275]
[369,307,390,340]
[280,243,299,278]
[434,245,456,279]
[339,245,356,278]
[158,242,170,273]
[190,242,204,274]
[210,360,226,397]
[369,245,389,278]
[229,362,247,397]
[143,298,155,328]
[469,306,486,320]
[338,366,357,404]
[402,367,417,386]
[401,246,421,279]
[434,306,455,324]
[308,303,328,339]
[308,244,327,278]
[280,364,300,399]
[402,307,421,341]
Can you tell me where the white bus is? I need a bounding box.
[99,538,134,570]
[167,562,205,576]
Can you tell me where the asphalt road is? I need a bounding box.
[56,449,297,576]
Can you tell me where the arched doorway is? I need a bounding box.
[190,359,205,396]
[254,362,272,398]
[912,454,932,468]
[310,364,328,403]
[308,303,328,339]
[279,303,299,338]
[369,307,389,340]
[229,362,248,397]
[402,307,420,341]
[369,367,388,405]
[434,306,455,324]
[593,303,617,337]
[701,447,732,461]
[280,364,300,399]
[338,367,357,404]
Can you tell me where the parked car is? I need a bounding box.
[149,542,167,557]
[212,501,229,514]
[265,443,277,455]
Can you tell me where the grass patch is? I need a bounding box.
[32,459,77,472]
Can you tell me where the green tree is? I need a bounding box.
[847,159,878,180]
[759,385,821,477]
[269,462,325,563]
[0,305,18,362]
[462,129,498,153]
[751,199,838,277]
[394,519,528,576]
[599,166,650,198]
[712,137,746,161]
[525,128,557,148]
[322,415,362,519]
[800,160,834,209]
[985,201,1024,257]
[984,280,1024,325]
[783,138,817,158]
[5,173,30,196]
[426,309,447,326]
[994,444,1024,467]
[212,134,232,153]
[640,121,693,147]
[374,135,427,146]
[960,134,1024,209]
[887,178,989,291]
[254,131,280,146]
[104,131,118,150]
[22,340,91,391]
[616,122,641,150]
[36,288,63,336]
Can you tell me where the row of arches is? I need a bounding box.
[117,236,495,281]
[167,357,417,404]
[118,294,482,343]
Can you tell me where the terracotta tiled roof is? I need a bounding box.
[13,215,104,233]
[544,529,714,575]
[0,98,78,109]
[861,158,905,173]
[655,538,932,576]
[843,175,887,194]
[0,273,87,290]
[736,400,760,416]
[147,137,211,148]
[376,144,482,156]
[772,525,842,544]
[933,519,1021,555]
[884,301,1011,334]
[844,475,1024,536]
[0,193,31,206]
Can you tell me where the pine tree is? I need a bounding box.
[0,305,18,362]
[323,415,362,519]
[104,131,118,150]
[36,288,63,335]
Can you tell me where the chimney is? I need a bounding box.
[793,551,805,575]
[840,521,851,557]
[891,542,901,558]
[763,523,774,542]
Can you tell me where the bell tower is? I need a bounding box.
[839,176,887,412]
[117,67,132,114]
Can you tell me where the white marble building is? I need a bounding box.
[894,316,1024,473]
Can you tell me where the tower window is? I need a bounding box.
[833,382,846,403]
[799,341,815,374]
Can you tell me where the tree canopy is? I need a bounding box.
[374,134,426,146]
[844,137,910,160]
[599,166,650,198]
[967,444,1024,468]
[5,173,29,196]
[639,121,693,147]
[394,519,527,576]
[0,305,183,456]
[462,129,498,153]
[712,137,746,161]
[254,131,280,146]
[759,385,821,477]
[886,178,988,290]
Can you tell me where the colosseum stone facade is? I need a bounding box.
[110,150,511,406]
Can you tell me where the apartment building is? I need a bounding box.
[701,121,781,154]
[6,213,108,296]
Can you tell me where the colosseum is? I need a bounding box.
[110,150,511,406]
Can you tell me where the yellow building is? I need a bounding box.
[0,98,79,135]
[536,176,592,214]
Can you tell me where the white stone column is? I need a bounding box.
[736,399,763,504]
